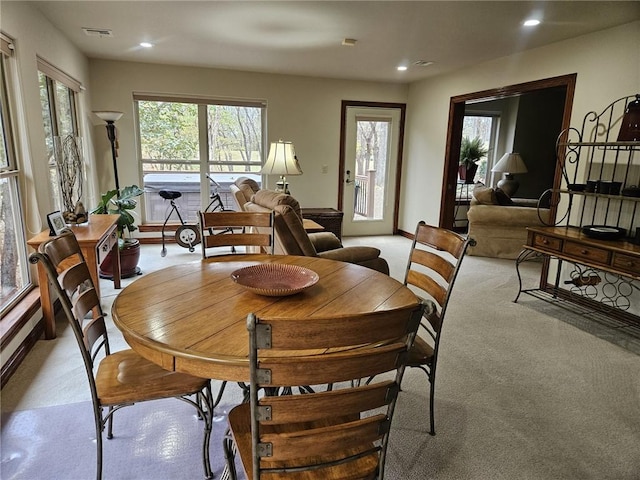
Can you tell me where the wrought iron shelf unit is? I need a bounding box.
[517,94,640,327]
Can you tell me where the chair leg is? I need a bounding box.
[222,429,238,480]
[94,409,103,480]
[429,373,436,436]
[106,406,114,439]
[200,385,215,479]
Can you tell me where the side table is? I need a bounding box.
[27,214,121,339]
[301,208,344,240]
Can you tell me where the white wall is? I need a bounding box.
[89,60,408,211]
[401,20,640,234]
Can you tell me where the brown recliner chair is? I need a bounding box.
[245,190,390,275]
[229,177,260,211]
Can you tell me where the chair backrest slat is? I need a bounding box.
[264,307,419,350]
[260,380,396,424]
[261,343,406,387]
[199,210,274,258]
[262,413,387,462]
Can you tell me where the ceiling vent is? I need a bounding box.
[82,27,113,38]
[413,60,434,67]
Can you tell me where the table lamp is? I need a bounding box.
[261,140,303,194]
[491,152,528,197]
[93,110,124,193]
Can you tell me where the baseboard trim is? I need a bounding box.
[1,319,44,389]
[397,229,413,240]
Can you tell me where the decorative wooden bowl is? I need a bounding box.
[230,264,319,296]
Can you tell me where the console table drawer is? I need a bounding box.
[564,241,611,265]
[612,253,640,276]
[97,228,118,264]
[532,233,563,252]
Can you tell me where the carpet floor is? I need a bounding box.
[1,398,239,480]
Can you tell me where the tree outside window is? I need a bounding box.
[137,98,264,223]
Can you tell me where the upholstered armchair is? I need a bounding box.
[245,190,390,274]
[229,177,260,211]
[466,186,550,259]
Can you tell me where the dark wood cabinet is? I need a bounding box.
[301,208,344,240]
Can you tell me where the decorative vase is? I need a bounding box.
[99,238,141,279]
[458,164,478,184]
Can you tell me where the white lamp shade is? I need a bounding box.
[93,111,123,122]
[491,152,528,174]
[261,140,303,176]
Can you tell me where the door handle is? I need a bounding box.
[345,170,353,185]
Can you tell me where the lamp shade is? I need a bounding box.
[261,140,303,176]
[492,152,528,174]
[93,111,123,122]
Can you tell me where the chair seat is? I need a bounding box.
[407,335,434,367]
[96,349,209,406]
[228,403,379,480]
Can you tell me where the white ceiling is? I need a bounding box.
[30,1,640,83]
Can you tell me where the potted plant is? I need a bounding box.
[459,136,488,184]
[91,185,144,278]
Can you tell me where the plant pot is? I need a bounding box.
[458,164,478,184]
[99,238,141,279]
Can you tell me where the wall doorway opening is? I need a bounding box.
[439,74,577,231]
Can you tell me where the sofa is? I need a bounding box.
[466,186,551,259]
[245,190,390,274]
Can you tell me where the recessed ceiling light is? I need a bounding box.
[523,19,541,27]
[397,65,408,71]
[413,60,434,67]
[140,42,153,48]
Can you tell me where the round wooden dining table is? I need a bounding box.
[111,254,419,382]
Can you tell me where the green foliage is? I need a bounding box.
[138,101,263,173]
[91,185,144,242]
[460,136,489,167]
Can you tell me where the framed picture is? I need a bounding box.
[47,211,68,236]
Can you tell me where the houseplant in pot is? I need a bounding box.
[459,136,488,184]
[91,184,144,278]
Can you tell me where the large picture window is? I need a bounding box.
[38,58,80,212]
[136,96,264,223]
[1,33,30,314]
[461,114,499,185]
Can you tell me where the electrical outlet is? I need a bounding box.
[321,165,328,174]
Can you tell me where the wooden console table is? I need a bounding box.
[28,214,121,339]
[515,225,640,325]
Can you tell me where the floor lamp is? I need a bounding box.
[93,111,124,193]
[261,140,303,194]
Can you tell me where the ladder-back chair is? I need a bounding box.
[29,230,214,480]
[404,221,471,435]
[223,302,426,480]
[199,210,274,259]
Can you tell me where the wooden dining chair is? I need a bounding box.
[223,302,426,480]
[403,221,471,435]
[29,230,215,480]
[198,210,274,258]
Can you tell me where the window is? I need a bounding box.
[38,58,80,212]
[1,33,30,314]
[461,114,499,185]
[135,96,264,223]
